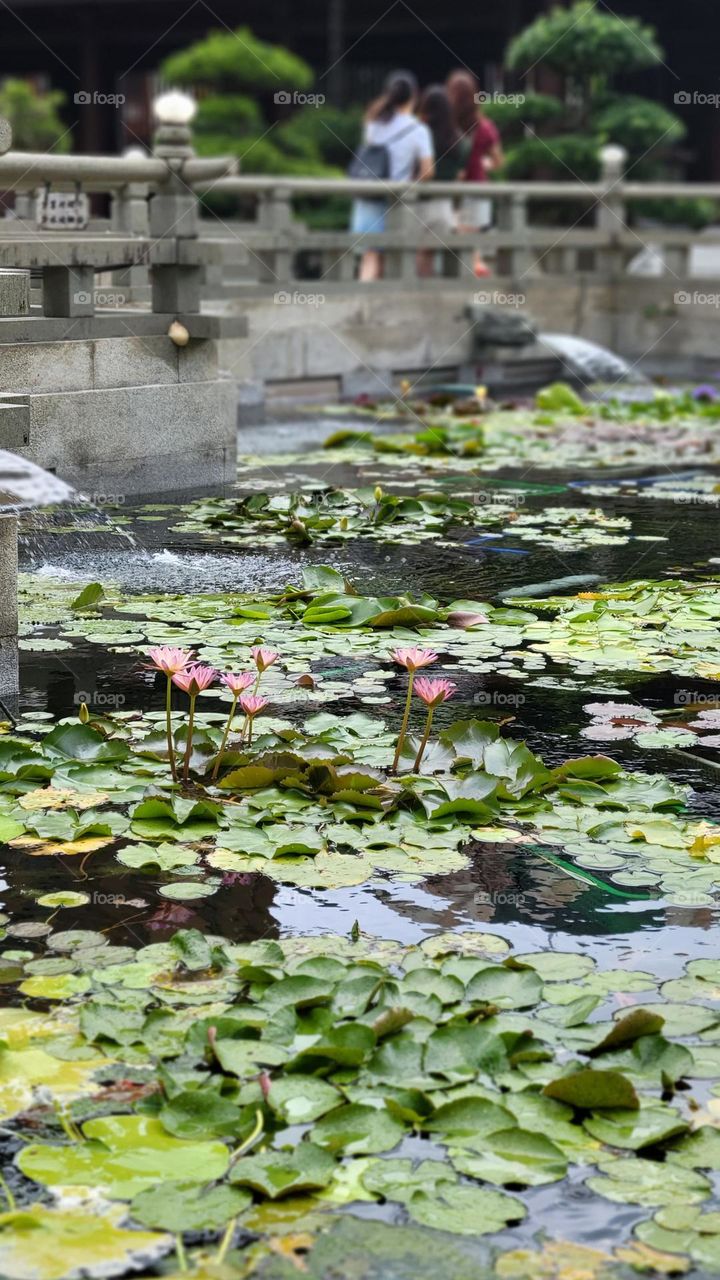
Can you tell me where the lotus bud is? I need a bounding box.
[78,700,90,723]
[374,486,383,502]
[446,611,488,629]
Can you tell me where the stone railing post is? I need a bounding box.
[149,92,202,313]
[385,189,420,280]
[111,148,151,235]
[597,144,628,276]
[111,146,151,303]
[257,186,294,282]
[495,192,533,278]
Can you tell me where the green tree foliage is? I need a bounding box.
[502,2,704,223]
[162,27,313,94]
[0,79,70,152]
[161,27,357,179]
[506,2,662,82]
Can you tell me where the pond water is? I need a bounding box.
[13,417,720,965]
[4,404,720,1277]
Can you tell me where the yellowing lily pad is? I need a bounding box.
[0,1207,169,1280]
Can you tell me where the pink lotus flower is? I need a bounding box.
[149,647,195,783]
[412,678,457,772]
[250,647,279,673]
[211,672,257,783]
[147,646,193,676]
[239,693,269,717]
[239,691,269,747]
[222,671,255,696]
[172,664,217,696]
[414,677,457,708]
[390,646,438,672]
[390,648,440,773]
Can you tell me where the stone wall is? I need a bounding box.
[217,276,720,397]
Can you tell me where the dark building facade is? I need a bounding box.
[1,0,718,176]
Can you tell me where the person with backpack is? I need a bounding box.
[349,70,434,282]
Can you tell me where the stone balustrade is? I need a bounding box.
[197,172,720,288]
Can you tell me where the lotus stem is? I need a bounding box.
[215,1217,238,1265]
[53,1097,83,1143]
[182,693,197,785]
[228,1108,264,1171]
[175,1235,188,1272]
[392,671,415,772]
[247,715,254,747]
[413,706,435,773]
[0,1172,15,1212]
[211,694,239,782]
[165,675,177,782]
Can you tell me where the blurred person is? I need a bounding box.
[447,70,504,277]
[417,83,471,277]
[349,70,434,282]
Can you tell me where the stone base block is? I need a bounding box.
[0,515,17,637]
[0,638,18,702]
[17,380,237,496]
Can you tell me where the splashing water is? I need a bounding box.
[539,334,647,386]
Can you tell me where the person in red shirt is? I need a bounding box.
[446,70,504,276]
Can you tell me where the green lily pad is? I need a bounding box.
[311,1104,405,1155]
[544,1069,639,1111]
[450,1126,568,1187]
[229,1143,335,1198]
[407,1183,526,1235]
[586,1156,711,1206]
[17,1114,229,1199]
[130,1182,251,1232]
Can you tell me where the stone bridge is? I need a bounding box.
[1,118,720,493]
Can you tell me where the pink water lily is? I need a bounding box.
[211,672,257,783]
[413,678,457,773]
[171,665,217,784]
[414,677,457,708]
[390,646,438,672]
[239,693,269,717]
[239,692,269,746]
[222,671,255,696]
[390,647,439,773]
[250,646,278,673]
[172,664,218,696]
[148,647,194,782]
[147,646,193,675]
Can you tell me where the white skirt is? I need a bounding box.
[459,196,493,229]
[420,196,456,233]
